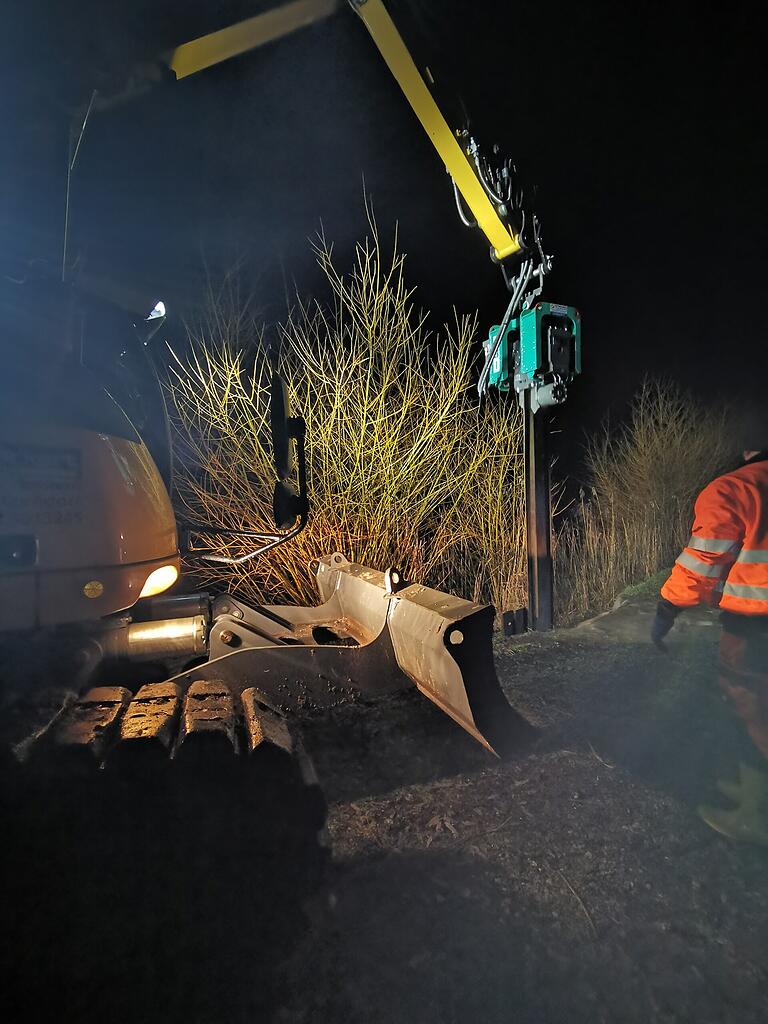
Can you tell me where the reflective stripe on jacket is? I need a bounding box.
[661,454,768,615]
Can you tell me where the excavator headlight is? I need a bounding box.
[139,564,179,599]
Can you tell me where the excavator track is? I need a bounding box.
[1,677,329,1021]
[27,679,322,789]
[16,678,327,856]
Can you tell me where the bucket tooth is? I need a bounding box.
[242,688,293,751]
[108,681,182,769]
[43,686,131,767]
[175,679,237,762]
[241,687,300,779]
[241,688,326,831]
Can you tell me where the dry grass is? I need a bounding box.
[168,224,526,613]
[555,378,737,622]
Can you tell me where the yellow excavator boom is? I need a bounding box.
[350,0,522,262]
[166,0,522,262]
[168,0,340,80]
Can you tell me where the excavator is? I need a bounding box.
[1,1,580,883]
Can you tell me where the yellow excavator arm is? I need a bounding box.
[349,1,522,262]
[164,0,522,262]
[168,0,339,80]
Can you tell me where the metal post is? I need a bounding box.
[524,392,553,630]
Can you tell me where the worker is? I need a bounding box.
[651,427,768,846]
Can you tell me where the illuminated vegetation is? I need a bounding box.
[169,231,737,629]
[555,379,737,622]
[169,224,526,613]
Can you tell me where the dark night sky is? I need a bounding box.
[2,0,766,465]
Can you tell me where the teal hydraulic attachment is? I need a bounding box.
[483,302,581,413]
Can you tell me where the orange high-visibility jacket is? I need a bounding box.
[662,454,768,615]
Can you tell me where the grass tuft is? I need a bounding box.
[555,378,737,622]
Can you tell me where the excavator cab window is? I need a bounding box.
[80,293,174,489]
[0,275,174,489]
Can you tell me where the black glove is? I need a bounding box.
[651,599,681,647]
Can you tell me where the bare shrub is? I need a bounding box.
[555,378,737,622]
[169,225,526,613]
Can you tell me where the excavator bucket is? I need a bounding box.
[174,554,534,757]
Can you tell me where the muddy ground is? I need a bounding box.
[2,596,767,1023]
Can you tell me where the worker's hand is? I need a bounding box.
[651,599,681,648]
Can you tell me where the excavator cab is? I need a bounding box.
[0,276,180,631]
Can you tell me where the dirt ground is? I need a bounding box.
[288,597,768,1024]
[2,596,767,1023]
